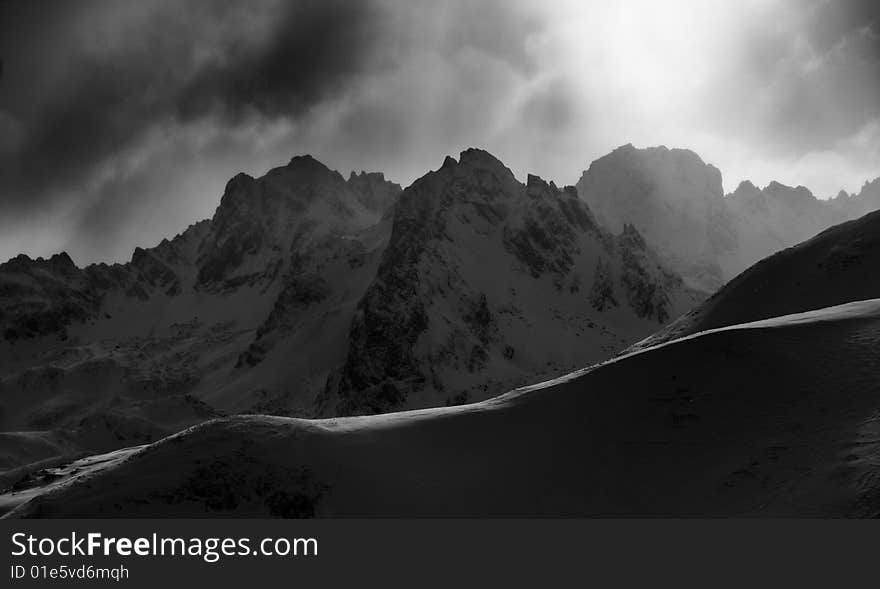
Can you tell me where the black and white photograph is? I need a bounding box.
[2,0,880,561]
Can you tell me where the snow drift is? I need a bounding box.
[7,298,880,517]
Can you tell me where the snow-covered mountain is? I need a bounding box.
[576,145,736,292]
[321,149,701,415]
[0,155,399,474]
[7,147,880,518]
[830,178,880,219]
[0,149,699,476]
[576,144,880,292]
[10,298,880,517]
[636,207,880,350]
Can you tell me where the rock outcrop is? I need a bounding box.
[325,149,701,415]
[0,149,700,473]
[576,144,880,292]
[576,144,735,292]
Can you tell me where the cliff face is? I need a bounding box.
[195,155,389,290]
[576,144,880,292]
[324,149,701,415]
[0,149,698,473]
[723,180,851,279]
[0,156,401,471]
[0,252,100,341]
[576,144,734,292]
[347,170,402,215]
[635,208,880,352]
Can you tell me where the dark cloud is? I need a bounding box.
[704,0,880,159]
[0,0,388,215]
[174,1,391,120]
[521,78,577,134]
[0,0,548,264]
[2,0,879,263]
[805,0,880,54]
[439,1,541,74]
[787,0,880,146]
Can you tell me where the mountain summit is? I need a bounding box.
[322,149,700,415]
[0,149,698,476]
[576,145,734,291]
[577,144,880,291]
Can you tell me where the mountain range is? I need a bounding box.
[0,147,704,480]
[578,144,880,291]
[3,144,880,517]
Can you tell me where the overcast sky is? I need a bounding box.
[1,0,879,264]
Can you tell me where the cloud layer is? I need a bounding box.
[1,0,878,263]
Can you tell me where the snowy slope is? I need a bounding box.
[576,144,880,291]
[8,298,880,517]
[830,177,880,219]
[637,208,880,349]
[0,150,699,473]
[723,180,851,277]
[0,156,400,472]
[576,144,735,292]
[321,150,702,415]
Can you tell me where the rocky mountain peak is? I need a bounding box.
[731,180,760,197]
[576,144,731,291]
[0,148,706,473]
[1,253,33,269]
[457,148,509,171]
[854,177,880,206]
[525,173,555,199]
[526,173,545,188]
[325,152,698,416]
[273,155,349,191]
[347,170,402,214]
[583,144,724,198]
[42,252,77,275]
[525,174,564,196]
[348,170,381,184]
[398,149,524,219]
[726,180,768,215]
[763,181,817,204]
[269,154,347,190]
[435,148,514,182]
[288,153,318,165]
[619,223,647,251]
[197,155,381,288]
[821,176,880,218]
[224,171,256,190]
[578,144,725,215]
[448,148,521,197]
[130,246,150,265]
[1,251,79,276]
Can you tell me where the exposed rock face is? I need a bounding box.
[196,156,382,290]
[0,253,100,341]
[589,257,617,312]
[828,177,880,218]
[0,219,213,342]
[326,149,701,416]
[618,224,679,323]
[347,171,402,215]
[576,144,880,292]
[577,144,735,292]
[0,156,394,473]
[724,180,850,278]
[636,207,880,351]
[0,149,701,473]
